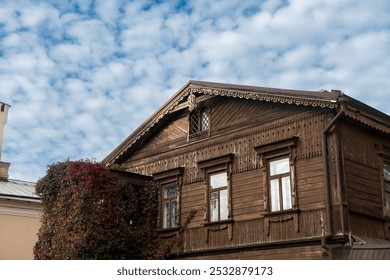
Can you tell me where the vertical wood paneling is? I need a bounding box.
[349,212,385,239]
[178,209,325,254]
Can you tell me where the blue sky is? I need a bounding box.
[1,0,389,182]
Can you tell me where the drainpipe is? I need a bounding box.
[321,92,347,247]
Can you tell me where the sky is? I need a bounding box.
[0,0,389,182]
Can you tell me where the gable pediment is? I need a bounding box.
[102,81,346,165]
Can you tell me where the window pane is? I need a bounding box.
[163,201,170,228]
[220,189,228,220]
[210,192,219,222]
[171,200,178,227]
[164,185,176,198]
[201,110,209,130]
[190,113,199,133]
[281,176,292,210]
[385,192,390,217]
[270,158,290,176]
[270,179,280,212]
[210,172,227,189]
[384,164,390,181]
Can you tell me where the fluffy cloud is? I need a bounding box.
[0,0,389,181]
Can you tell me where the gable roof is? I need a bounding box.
[102,80,389,165]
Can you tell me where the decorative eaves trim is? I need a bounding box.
[107,84,338,164]
[190,86,338,109]
[344,106,390,135]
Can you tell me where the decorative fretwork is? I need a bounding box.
[108,84,339,164]
[204,223,233,243]
[264,212,299,236]
[187,93,197,112]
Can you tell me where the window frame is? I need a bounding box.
[377,145,390,219]
[268,156,293,212]
[198,154,234,224]
[208,170,229,222]
[384,162,390,218]
[189,107,210,141]
[153,167,184,230]
[161,181,178,228]
[255,136,298,215]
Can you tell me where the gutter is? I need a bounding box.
[321,92,347,247]
[0,193,41,203]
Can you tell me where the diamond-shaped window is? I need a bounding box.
[190,109,209,136]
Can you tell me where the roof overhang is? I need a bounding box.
[102,81,389,165]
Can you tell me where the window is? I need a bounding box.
[189,108,209,136]
[384,163,390,217]
[377,145,390,218]
[268,157,293,212]
[255,136,298,214]
[198,154,234,223]
[209,171,228,222]
[162,184,178,228]
[153,167,184,230]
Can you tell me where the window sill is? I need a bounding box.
[189,131,209,142]
[157,226,181,233]
[203,219,234,227]
[263,208,300,218]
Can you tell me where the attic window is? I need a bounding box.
[189,108,209,140]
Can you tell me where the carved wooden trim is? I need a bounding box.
[264,212,299,236]
[190,86,338,109]
[198,154,235,169]
[345,107,390,135]
[159,231,178,239]
[108,83,338,164]
[187,93,196,112]
[153,167,184,180]
[154,167,184,230]
[123,110,323,169]
[204,224,230,243]
[255,136,299,155]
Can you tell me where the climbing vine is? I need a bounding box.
[34,160,162,259]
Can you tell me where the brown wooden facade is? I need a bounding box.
[103,81,390,259]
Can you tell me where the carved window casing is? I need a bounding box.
[384,163,390,218]
[255,137,299,235]
[153,167,184,230]
[162,183,178,228]
[377,145,390,218]
[255,137,299,214]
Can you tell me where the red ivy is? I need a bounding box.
[34,160,162,260]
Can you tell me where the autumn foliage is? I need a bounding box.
[34,160,162,259]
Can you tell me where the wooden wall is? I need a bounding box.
[339,119,389,238]
[120,97,346,258]
[176,244,326,260]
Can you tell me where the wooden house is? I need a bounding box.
[102,81,390,260]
